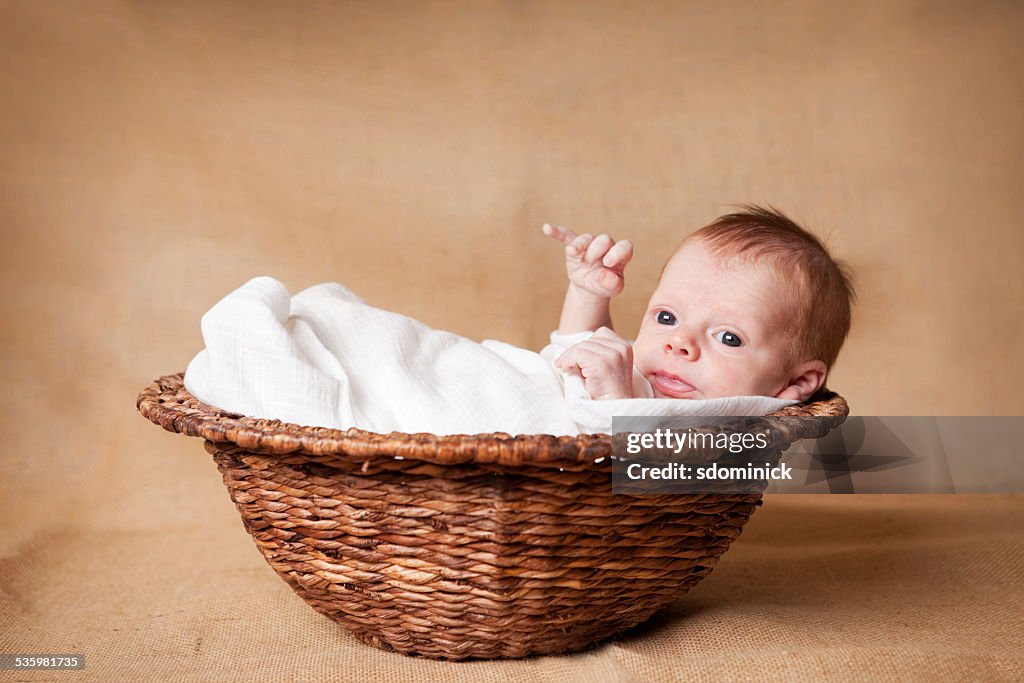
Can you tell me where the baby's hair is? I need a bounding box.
[681,205,855,371]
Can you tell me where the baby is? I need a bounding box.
[184,205,854,437]
[542,205,854,403]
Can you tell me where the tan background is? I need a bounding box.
[2,1,1022,680]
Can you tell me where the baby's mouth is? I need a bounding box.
[650,372,698,398]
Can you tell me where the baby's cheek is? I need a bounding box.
[717,365,754,397]
[750,361,786,395]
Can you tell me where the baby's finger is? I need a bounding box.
[557,340,601,362]
[602,239,633,269]
[584,234,614,264]
[593,268,624,294]
[592,326,625,343]
[542,223,578,245]
[565,232,594,259]
[565,338,615,360]
[554,347,584,372]
[584,336,632,359]
[554,345,580,366]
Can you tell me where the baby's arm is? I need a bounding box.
[542,224,634,335]
[554,326,635,399]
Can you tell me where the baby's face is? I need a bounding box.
[632,239,800,400]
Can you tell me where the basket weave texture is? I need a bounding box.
[138,373,847,660]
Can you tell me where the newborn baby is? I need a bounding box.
[184,205,852,436]
[542,205,853,403]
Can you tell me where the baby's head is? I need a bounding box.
[633,206,854,401]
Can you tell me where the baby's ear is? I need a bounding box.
[775,360,827,402]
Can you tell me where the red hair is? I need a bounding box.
[680,205,855,370]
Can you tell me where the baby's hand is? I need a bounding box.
[554,327,635,400]
[542,224,633,299]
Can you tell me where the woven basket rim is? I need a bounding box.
[137,373,849,469]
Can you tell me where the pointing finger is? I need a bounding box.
[543,223,579,245]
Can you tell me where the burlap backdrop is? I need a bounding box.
[2,1,1021,680]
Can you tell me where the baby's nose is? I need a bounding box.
[664,337,699,360]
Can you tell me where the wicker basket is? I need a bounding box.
[137,373,847,660]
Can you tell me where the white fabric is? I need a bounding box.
[184,277,796,436]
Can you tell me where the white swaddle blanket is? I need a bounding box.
[184,277,796,436]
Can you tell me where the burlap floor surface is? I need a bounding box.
[2,492,1020,682]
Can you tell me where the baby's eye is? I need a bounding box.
[655,311,676,325]
[715,331,743,347]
